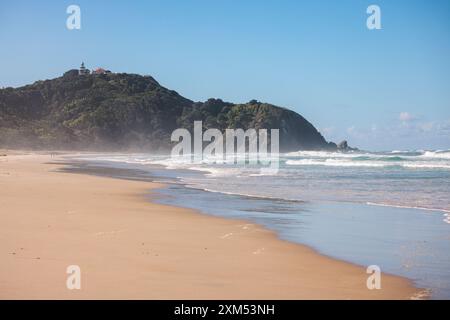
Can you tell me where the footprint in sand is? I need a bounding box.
[252,248,265,255]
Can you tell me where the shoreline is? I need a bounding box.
[0,151,423,299]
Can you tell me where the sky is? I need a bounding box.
[0,0,449,151]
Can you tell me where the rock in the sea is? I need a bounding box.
[337,140,358,152]
[327,141,337,150]
[337,140,349,150]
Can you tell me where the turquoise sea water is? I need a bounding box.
[74,149,450,298]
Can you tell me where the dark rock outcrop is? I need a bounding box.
[337,140,358,152]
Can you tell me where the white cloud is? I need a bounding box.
[399,112,415,122]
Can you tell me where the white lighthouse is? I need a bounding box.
[79,62,90,75]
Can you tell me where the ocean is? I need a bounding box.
[73,149,450,298]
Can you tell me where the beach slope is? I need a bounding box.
[0,153,420,299]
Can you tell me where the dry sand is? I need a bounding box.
[0,152,422,299]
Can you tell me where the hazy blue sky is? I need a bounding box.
[1,0,449,150]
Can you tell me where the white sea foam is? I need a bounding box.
[366,202,450,213]
[444,214,450,224]
[285,149,450,161]
[182,184,301,202]
[420,150,450,159]
[367,202,450,225]
[285,159,388,167]
[187,166,246,177]
[284,150,371,159]
[76,151,450,172]
[285,158,450,170]
[403,163,450,169]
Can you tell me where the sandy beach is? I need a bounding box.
[0,151,421,299]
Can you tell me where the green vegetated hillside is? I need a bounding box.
[0,70,339,152]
